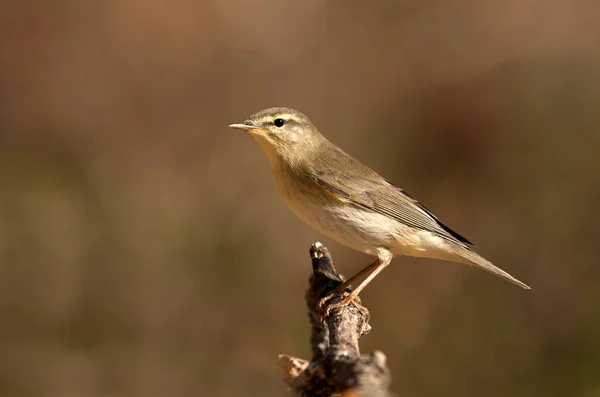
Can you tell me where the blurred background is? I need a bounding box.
[1,1,599,396]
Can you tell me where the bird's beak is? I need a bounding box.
[228,120,258,131]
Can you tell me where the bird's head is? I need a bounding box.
[229,107,324,166]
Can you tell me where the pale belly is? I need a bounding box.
[273,166,451,259]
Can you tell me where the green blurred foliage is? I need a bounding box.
[1,1,599,396]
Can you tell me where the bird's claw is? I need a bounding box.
[318,290,370,322]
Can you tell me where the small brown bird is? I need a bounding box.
[229,107,530,311]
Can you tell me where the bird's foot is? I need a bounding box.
[318,289,370,322]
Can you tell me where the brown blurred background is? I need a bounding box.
[1,1,600,396]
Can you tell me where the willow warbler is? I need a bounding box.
[229,107,530,310]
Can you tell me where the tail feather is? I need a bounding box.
[455,249,531,289]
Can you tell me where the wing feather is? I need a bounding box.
[311,170,472,247]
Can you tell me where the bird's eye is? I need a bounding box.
[274,118,285,127]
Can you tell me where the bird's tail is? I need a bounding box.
[454,248,531,289]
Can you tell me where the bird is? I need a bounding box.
[229,107,530,312]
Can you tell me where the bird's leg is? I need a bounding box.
[335,258,383,293]
[317,258,381,317]
[319,250,393,316]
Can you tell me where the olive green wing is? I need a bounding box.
[311,170,473,246]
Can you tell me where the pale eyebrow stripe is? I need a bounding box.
[258,114,302,123]
[278,114,302,122]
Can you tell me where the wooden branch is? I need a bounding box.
[278,242,392,397]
